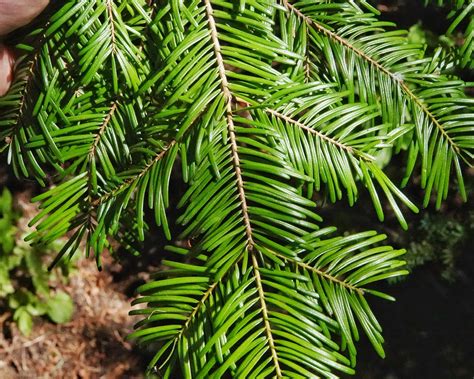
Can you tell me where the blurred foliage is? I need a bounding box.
[407,23,456,51]
[420,0,473,69]
[404,209,473,281]
[0,188,75,336]
[388,171,474,282]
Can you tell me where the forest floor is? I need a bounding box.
[0,253,148,379]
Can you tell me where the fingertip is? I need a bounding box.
[0,43,16,97]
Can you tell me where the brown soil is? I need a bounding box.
[0,255,147,379]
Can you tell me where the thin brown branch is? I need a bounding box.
[272,250,364,295]
[266,108,372,160]
[153,284,220,372]
[92,139,176,206]
[89,102,117,159]
[87,102,118,229]
[181,282,218,336]
[5,51,41,145]
[106,0,117,54]
[204,0,254,250]
[251,253,283,378]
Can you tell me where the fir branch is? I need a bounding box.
[204,0,254,251]
[106,0,117,54]
[266,108,364,158]
[282,0,460,153]
[251,253,283,378]
[272,250,365,295]
[93,139,177,206]
[89,101,118,159]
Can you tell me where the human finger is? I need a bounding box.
[0,43,15,97]
[0,0,49,36]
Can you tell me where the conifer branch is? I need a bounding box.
[6,51,41,145]
[204,0,254,251]
[272,250,365,295]
[89,101,117,159]
[106,0,117,54]
[251,253,282,378]
[282,0,460,154]
[93,139,177,206]
[266,108,371,160]
[181,281,218,335]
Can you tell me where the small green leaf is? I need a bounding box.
[25,250,49,297]
[14,308,33,336]
[46,291,74,324]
